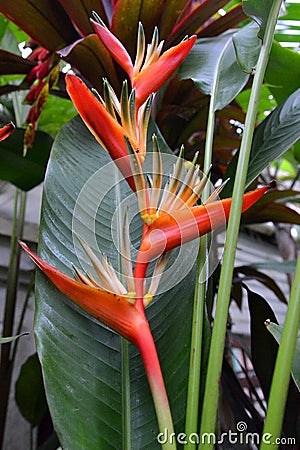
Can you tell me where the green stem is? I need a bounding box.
[115,170,132,449]
[185,99,216,448]
[260,254,300,450]
[11,272,35,366]
[199,2,282,447]
[185,35,226,446]
[136,325,176,449]
[0,189,27,449]
[184,239,206,448]
[121,338,131,450]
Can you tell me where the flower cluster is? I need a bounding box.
[20,19,271,437]
[21,14,272,362]
[22,45,60,154]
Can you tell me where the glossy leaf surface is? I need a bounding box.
[243,0,274,38]
[35,115,195,449]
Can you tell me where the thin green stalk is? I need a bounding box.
[185,38,227,446]
[11,271,35,365]
[184,239,206,447]
[121,338,131,450]
[0,189,27,449]
[199,2,282,447]
[260,254,300,450]
[115,170,132,449]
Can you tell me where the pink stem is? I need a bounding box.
[134,322,176,448]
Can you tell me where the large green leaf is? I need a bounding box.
[247,88,300,185]
[265,41,300,105]
[223,88,300,195]
[35,115,197,449]
[0,127,53,191]
[179,23,261,111]
[242,0,275,38]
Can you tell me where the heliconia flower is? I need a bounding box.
[142,184,271,260]
[134,183,275,290]
[0,122,15,142]
[91,16,196,107]
[132,144,274,297]
[19,238,175,437]
[19,240,144,341]
[66,74,153,191]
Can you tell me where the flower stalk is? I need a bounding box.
[199,1,283,446]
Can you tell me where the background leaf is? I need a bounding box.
[246,287,300,437]
[250,260,297,273]
[0,0,79,51]
[266,322,300,392]
[223,88,300,195]
[179,23,261,111]
[233,21,261,73]
[57,0,108,35]
[0,127,53,191]
[34,115,196,449]
[0,49,35,75]
[60,35,120,94]
[242,0,274,38]
[15,353,48,427]
[0,332,29,344]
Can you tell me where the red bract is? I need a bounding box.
[19,241,146,343]
[19,240,175,435]
[91,19,196,107]
[66,74,136,189]
[0,122,15,141]
[135,185,272,278]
